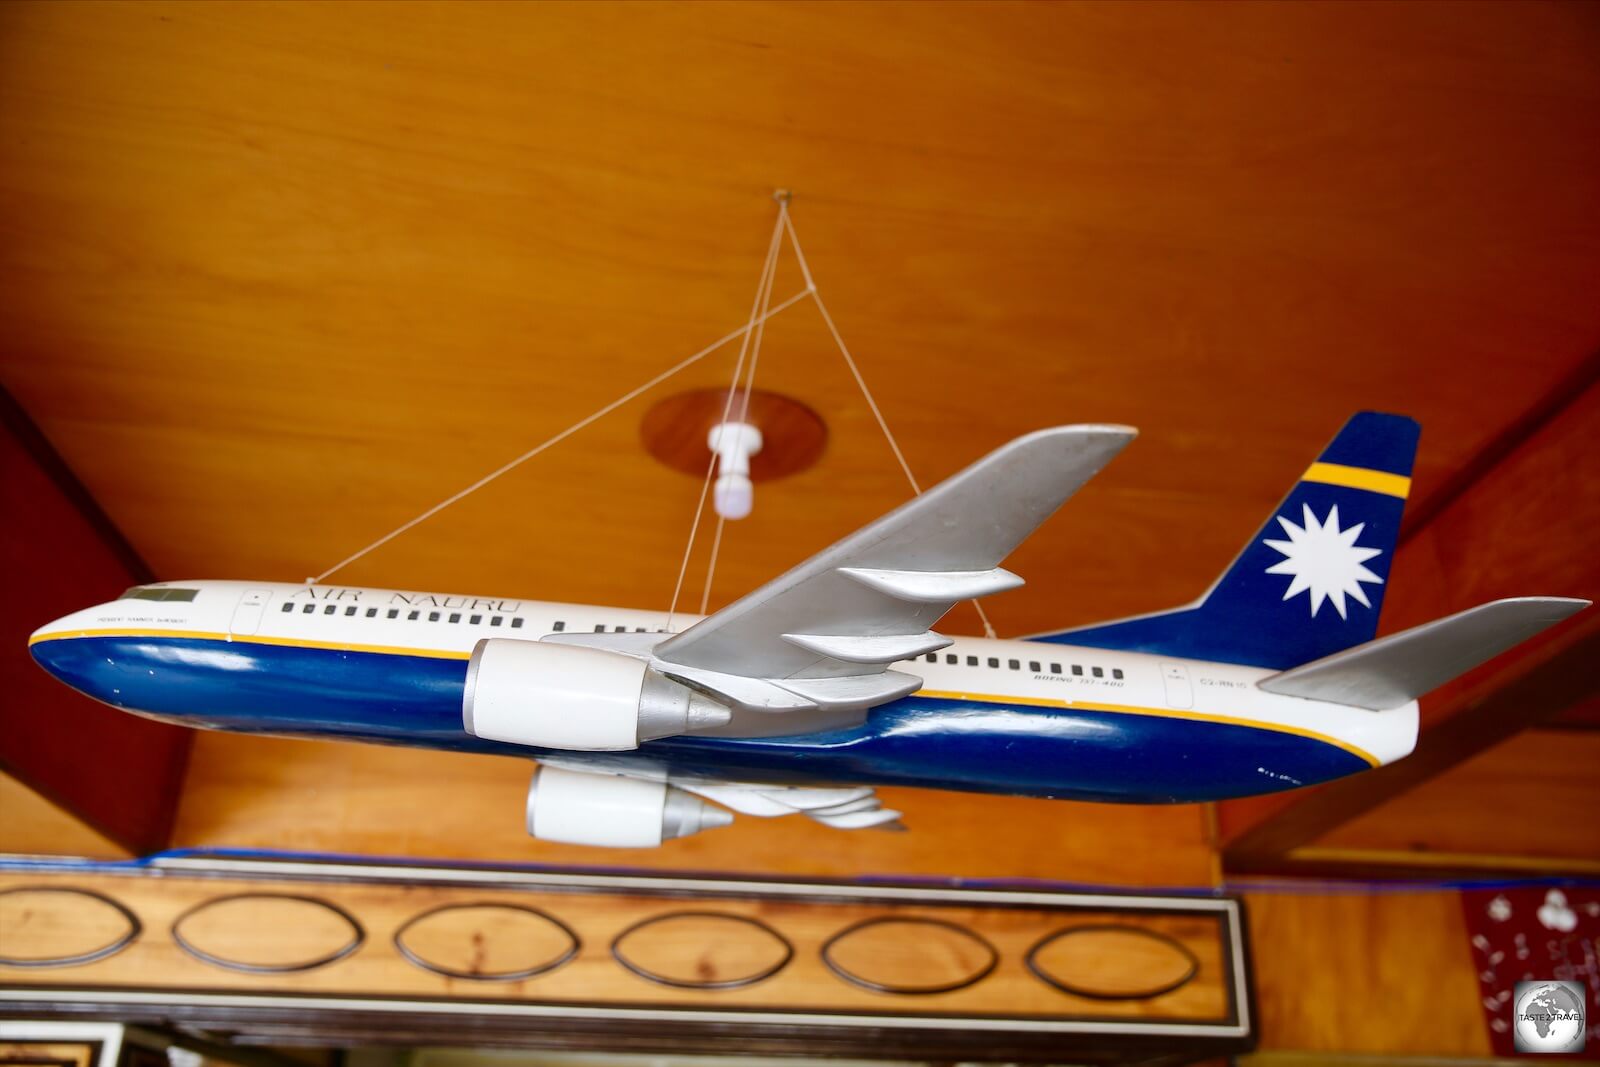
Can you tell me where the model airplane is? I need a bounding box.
[29,412,1586,847]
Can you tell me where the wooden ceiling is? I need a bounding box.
[2,1,1597,638]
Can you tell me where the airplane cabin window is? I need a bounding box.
[593,623,605,632]
[967,655,979,666]
[324,605,337,615]
[551,620,565,632]
[1113,668,1124,680]
[387,609,399,619]
[345,606,357,616]
[490,616,502,626]
[614,625,627,633]
[448,613,461,623]
[1009,659,1020,670]
[281,603,293,613]
[303,604,315,614]
[925,653,937,663]
[1029,661,1041,672]
[1050,663,1062,674]
[428,612,440,622]
[365,607,377,617]
[1092,667,1104,678]
[510,618,524,629]
[988,657,999,668]
[1071,665,1083,676]
[408,610,420,620]
[945,654,958,664]
[470,614,482,625]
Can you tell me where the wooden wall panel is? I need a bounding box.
[1311,729,1600,869]
[0,389,189,855]
[170,733,1218,887]
[1247,890,1489,1057]
[0,773,127,860]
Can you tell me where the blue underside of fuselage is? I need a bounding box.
[31,636,1369,803]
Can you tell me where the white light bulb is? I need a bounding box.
[707,422,764,521]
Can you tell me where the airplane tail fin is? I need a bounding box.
[1031,412,1420,669]
[1258,597,1589,710]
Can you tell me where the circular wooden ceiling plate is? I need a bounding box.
[640,388,827,483]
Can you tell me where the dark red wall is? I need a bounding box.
[1,387,191,853]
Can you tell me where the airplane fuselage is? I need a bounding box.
[30,580,1418,803]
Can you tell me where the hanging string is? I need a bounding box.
[310,285,810,585]
[697,201,789,617]
[666,207,787,630]
[781,210,1000,639]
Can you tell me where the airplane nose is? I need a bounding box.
[30,626,77,684]
[28,611,99,689]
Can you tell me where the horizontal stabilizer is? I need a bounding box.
[1258,597,1589,710]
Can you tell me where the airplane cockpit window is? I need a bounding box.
[118,586,199,603]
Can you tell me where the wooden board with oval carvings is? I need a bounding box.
[0,856,1251,1061]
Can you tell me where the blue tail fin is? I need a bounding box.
[1032,412,1421,670]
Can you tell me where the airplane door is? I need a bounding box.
[1160,662,1194,709]
[229,589,271,637]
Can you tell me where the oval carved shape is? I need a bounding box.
[612,911,793,990]
[822,916,998,995]
[1026,923,1200,1000]
[171,893,364,974]
[0,886,141,968]
[395,902,579,982]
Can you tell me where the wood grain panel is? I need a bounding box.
[1313,729,1600,864]
[0,861,1244,1031]
[1247,890,1489,1056]
[0,388,189,855]
[169,732,1216,886]
[0,774,128,860]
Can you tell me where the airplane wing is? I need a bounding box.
[648,424,1135,731]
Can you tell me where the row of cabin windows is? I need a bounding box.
[282,601,528,628]
[280,604,656,634]
[923,651,1123,680]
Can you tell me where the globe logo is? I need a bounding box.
[1514,980,1587,1054]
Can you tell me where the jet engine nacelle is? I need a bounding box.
[526,765,733,847]
[463,638,729,751]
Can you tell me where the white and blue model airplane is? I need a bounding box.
[30,413,1586,847]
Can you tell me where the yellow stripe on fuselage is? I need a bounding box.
[30,629,1379,767]
[1301,461,1410,499]
[918,689,1380,767]
[27,628,474,661]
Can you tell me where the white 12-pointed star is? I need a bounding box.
[1262,503,1384,619]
